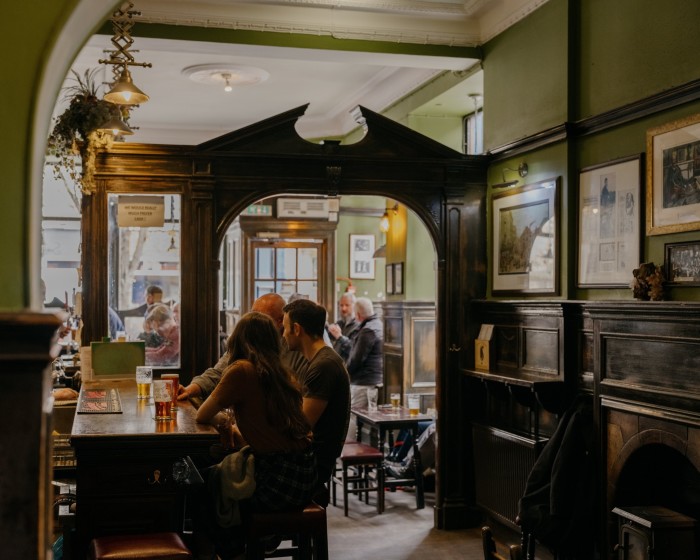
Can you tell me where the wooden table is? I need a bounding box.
[352,405,434,509]
[70,379,218,559]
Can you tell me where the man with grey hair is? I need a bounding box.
[326,291,359,361]
[345,296,383,438]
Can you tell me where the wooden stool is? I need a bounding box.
[332,442,384,516]
[245,502,328,560]
[88,532,192,560]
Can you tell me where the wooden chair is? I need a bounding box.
[482,526,523,560]
[331,442,384,516]
[244,501,328,560]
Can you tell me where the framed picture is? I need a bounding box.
[349,234,375,279]
[492,177,559,294]
[664,240,700,286]
[385,263,394,295]
[646,113,700,235]
[393,262,404,295]
[578,155,643,287]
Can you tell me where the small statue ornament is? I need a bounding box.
[630,262,666,301]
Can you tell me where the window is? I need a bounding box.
[252,242,320,303]
[107,193,181,368]
[463,108,483,155]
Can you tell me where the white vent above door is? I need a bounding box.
[277,198,330,218]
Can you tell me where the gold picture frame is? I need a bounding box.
[646,113,700,235]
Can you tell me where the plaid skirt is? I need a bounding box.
[249,447,317,512]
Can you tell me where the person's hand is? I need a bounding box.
[177,383,202,401]
[327,323,342,340]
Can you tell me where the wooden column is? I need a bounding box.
[0,312,61,559]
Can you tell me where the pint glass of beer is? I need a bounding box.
[135,366,153,400]
[153,380,172,420]
[161,373,180,410]
[407,394,421,417]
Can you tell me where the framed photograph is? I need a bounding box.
[492,177,559,294]
[646,113,700,235]
[393,262,404,295]
[578,155,643,287]
[664,240,700,286]
[385,263,394,295]
[349,234,375,279]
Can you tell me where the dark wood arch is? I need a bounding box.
[85,104,488,528]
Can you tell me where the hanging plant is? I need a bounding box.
[47,68,122,195]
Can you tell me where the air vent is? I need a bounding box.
[277,198,330,218]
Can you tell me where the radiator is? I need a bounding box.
[472,423,545,528]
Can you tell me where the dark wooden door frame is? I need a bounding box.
[86,105,489,529]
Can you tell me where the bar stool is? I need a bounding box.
[88,532,192,560]
[331,442,384,516]
[244,501,328,559]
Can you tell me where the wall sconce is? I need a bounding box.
[492,162,529,189]
[379,203,399,233]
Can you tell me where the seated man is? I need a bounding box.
[282,298,351,487]
[178,293,307,401]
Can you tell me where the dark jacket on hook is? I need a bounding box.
[517,395,596,558]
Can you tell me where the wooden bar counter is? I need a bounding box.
[70,379,218,559]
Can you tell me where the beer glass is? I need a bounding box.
[135,366,153,400]
[407,394,421,417]
[390,392,401,409]
[161,373,180,409]
[366,386,378,412]
[153,380,172,420]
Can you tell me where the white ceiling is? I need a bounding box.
[59,0,548,145]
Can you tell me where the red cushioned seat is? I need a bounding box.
[88,532,192,560]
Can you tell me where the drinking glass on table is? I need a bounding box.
[390,392,401,409]
[366,386,378,412]
[407,394,421,417]
[153,380,173,420]
[135,366,153,400]
[161,373,180,409]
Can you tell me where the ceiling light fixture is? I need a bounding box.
[492,163,529,189]
[99,2,151,106]
[223,73,233,93]
[182,64,270,92]
[97,115,134,137]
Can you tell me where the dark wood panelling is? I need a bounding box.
[0,312,61,560]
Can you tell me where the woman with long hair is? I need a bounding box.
[196,311,316,558]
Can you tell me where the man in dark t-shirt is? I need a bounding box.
[283,299,351,486]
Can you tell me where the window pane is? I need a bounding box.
[256,247,274,279]
[298,248,317,279]
[255,281,275,299]
[276,280,297,302]
[276,248,297,279]
[296,281,318,302]
[107,194,181,368]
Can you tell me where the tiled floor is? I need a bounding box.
[327,487,488,559]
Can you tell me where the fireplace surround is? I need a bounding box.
[588,302,700,558]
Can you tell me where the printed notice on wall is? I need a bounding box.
[117,195,165,227]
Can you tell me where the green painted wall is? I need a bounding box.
[0,0,82,310]
[334,196,387,304]
[578,0,700,118]
[407,115,464,153]
[482,0,569,151]
[406,209,437,300]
